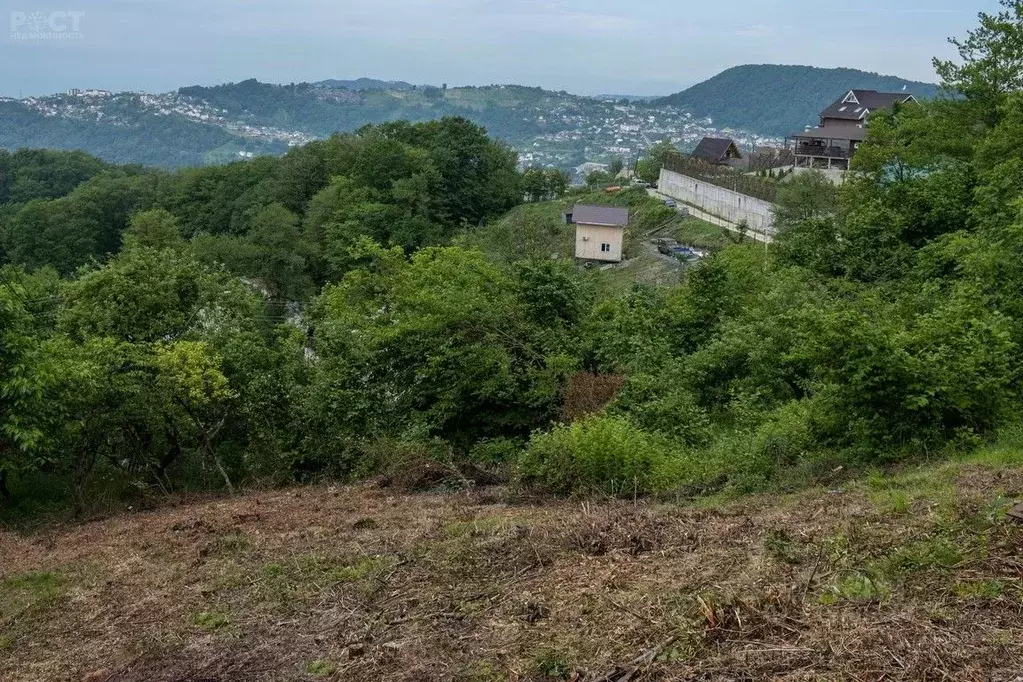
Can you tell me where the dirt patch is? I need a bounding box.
[1,469,1022,682]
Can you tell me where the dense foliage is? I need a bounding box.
[6,8,1023,514]
[653,64,941,137]
[0,117,520,281]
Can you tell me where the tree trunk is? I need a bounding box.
[0,470,11,502]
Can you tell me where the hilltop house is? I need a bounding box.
[565,204,629,263]
[691,137,744,167]
[789,89,917,170]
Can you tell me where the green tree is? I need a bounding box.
[772,170,838,229]
[244,203,316,300]
[586,170,613,188]
[934,0,1023,126]
[635,140,679,184]
[122,208,184,252]
[314,244,568,454]
[0,275,47,499]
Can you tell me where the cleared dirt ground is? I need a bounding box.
[2,462,1022,682]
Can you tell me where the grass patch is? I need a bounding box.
[861,465,958,517]
[212,530,252,556]
[453,660,505,682]
[820,573,891,605]
[953,579,1005,600]
[0,571,65,623]
[306,660,337,677]
[257,553,396,603]
[763,529,803,565]
[870,489,911,515]
[190,610,230,632]
[532,646,576,679]
[878,535,965,576]
[442,518,507,540]
[670,216,730,251]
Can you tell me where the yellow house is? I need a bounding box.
[565,204,629,263]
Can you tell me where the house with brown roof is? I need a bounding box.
[691,137,744,167]
[789,89,917,170]
[564,204,630,263]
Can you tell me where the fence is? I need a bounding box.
[658,167,776,240]
[662,153,778,203]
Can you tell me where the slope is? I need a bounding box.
[654,64,942,137]
[2,443,1021,681]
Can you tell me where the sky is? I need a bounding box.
[0,0,1004,98]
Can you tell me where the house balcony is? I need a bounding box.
[792,143,853,160]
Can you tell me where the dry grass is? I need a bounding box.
[1,462,1022,682]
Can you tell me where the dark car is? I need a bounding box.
[670,246,699,261]
[651,237,676,255]
[663,199,677,208]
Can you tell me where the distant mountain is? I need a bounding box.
[312,78,416,91]
[653,65,942,137]
[0,76,781,170]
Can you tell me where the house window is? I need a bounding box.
[601,243,612,253]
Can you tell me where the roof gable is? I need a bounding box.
[691,137,742,163]
[569,204,630,227]
[820,89,915,122]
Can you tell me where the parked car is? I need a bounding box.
[670,246,700,262]
[663,199,676,208]
[632,180,651,188]
[651,237,676,255]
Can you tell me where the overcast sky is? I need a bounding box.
[0,0,1002,98]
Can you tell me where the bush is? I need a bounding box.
[469,438,524,463]
[610,370,711,445]
[517,415,681,496]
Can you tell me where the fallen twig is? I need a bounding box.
[589,636,677,682]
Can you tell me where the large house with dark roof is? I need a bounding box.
[789,89,917,170]
[691,137,744,167]
[564,204,630,263]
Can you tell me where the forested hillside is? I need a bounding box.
[177,80,573,140]
[654,64,941,136]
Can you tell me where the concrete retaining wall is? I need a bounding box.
[658,168,775,236]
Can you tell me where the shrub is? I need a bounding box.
[611,371,711,445]
[517,415,681,496]
[469,438,523,463]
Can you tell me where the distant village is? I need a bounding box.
[518,98,782,182]
[8,87,782,172]
[17,89,316,148]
